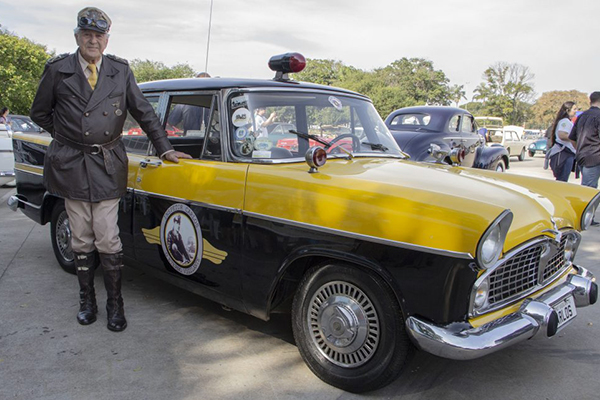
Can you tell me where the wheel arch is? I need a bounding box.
[41,193,64,225]
[266,248,405,318]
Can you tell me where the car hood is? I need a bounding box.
[245,158,597,257]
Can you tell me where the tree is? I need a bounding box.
[0,26,51,115]
[530,90,589,129]
[296,57,453,118]
[473,62,535,125]
[130,59,196,83]
[449,84,467,107]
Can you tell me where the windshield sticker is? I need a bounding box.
[252,150,272,159]
[235,127,248,139]
[328,96,343,111]
[232,108,251,127]
[231,95,248,109]
[254,138,272,151]
[240,139,254,155]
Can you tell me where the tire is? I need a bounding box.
[50,202,76,274]
[495,160,506,172]
[518,147,526,161]
[292,263,412,393]
[528,150,535,157]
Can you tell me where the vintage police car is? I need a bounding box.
[9,53,599,393]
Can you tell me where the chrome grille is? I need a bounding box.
[543,238,566,282]
[488,245,542,304]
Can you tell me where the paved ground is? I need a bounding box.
[1,156,600,400]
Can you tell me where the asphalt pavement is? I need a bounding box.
[1,155,599,400]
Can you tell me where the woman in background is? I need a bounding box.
[545,101,578,182]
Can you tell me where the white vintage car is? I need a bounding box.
[0,123,15,186]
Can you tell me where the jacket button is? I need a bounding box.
[103,111,108,116]
[84,112,90,117]
[104,131,110,136]
[84,131,90,136]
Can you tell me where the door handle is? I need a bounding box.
[140,159,162,168]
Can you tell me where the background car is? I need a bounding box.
[9,115,47,135]
[385,106,510,172]
[528,137,548,157]
[502,125,529,161]
[0,123,15,186]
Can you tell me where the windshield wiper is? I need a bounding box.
[289,129,354,159]
[361,142,388,152]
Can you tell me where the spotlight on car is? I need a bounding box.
[305,146,327,173]
[269,52,306,81]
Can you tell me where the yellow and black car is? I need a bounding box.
[9,54,599,392]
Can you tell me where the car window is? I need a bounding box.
[449,115,461,132]
[461,115,475,133]
[122,96,160,154]
[228,91,401,160]
[390,113,431,127]
[201,98,222,160]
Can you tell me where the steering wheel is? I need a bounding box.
[327,133,360,153]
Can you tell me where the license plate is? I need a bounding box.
[554,296,577,329]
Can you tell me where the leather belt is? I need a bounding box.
[54,133,122,175]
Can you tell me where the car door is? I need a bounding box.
[460,113,480,167]
[130,93,248,304]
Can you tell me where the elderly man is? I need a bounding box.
[30,7,191,332]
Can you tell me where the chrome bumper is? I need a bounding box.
[406,265,597,360]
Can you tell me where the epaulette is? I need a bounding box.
[47,53,70,65]
[106,54,129,65]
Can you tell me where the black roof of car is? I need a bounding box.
[138,77,368,98]
[387,106,471,118]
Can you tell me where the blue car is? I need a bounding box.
[385,106,510,172]
[528,138,548,157]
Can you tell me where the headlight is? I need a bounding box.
[473,279,489,310]
[476,210,513,269]
[529,144,535,149]
[581,193,600,230]
[564,232,581,263]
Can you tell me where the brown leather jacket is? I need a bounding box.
[30,51,173,201]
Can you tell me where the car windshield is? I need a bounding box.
[227,91,402,160]
[11,117,40,133]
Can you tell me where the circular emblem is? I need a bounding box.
[235,127,248,139]
[328,96,343,111]
[254,138,272,151]
[160,203,203,275]
[232,108,252,127]
[115,109,123,116]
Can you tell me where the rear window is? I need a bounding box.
[390,113,431,127]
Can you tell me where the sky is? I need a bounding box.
[1,0,599,102]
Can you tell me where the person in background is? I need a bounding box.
[253,107,276,138]
[545,101,578,182]
[167,72,211,135]
[0,107,9,125]
[569,92,600,225]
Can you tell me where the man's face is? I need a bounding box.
[75,29,109,62]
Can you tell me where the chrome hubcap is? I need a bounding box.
[308,281,379,367]
[56,211,73,262]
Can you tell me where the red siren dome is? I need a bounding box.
[269,52,306,81]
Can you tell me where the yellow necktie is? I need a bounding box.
[87,63,98,90]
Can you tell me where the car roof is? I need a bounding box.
[387,106,471,118]
[139,77,368,98]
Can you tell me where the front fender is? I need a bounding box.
[473,146,510,170]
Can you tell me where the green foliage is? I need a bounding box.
[130,59,196,83]
[473,62,535,125]
[0,26,51,115]
[530,90,589,129]
[295,57,454,118]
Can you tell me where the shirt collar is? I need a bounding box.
[77,51,103,73]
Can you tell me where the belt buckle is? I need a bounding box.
[90,144,101,155]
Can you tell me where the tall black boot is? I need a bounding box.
[100,252,127,332]
[75,252,98,325]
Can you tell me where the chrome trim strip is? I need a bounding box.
[244,211,474,260]
[10,194,42,209]
[132,189,242,214]
[14,166,43,176]
[408,267,595,360]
